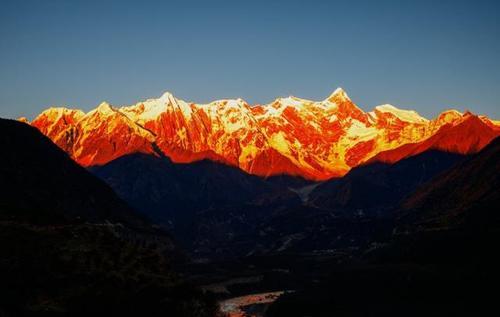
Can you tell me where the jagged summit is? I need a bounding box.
[159,91,175,101]
[326,87,350,102]
[95,101,115,114]
[28,88,500,180]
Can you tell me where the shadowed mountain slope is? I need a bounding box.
[91,142,469,258]
[309,150,466,216]
[397,136,500,232]
[0,118,220,316]
[267,137,500,317]
[0,119,148,226]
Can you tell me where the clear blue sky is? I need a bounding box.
[1,0,499,120]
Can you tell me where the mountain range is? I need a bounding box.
[26,88,500,180]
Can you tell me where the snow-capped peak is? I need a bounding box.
[279,96,310,108]
[118,91,182,122]
[38,107,85,122]
[374,104,428,123]
[224,98,247,109]
[159,91,175,103]
[96,102,114,113]
[42,106,74,115]
[440,109,462,116]
[156,92,192,118]
[326,87,350,102]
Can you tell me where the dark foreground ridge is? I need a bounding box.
[0,119,221,316]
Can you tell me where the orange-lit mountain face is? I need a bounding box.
[28,88,500,180]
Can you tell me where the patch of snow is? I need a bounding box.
[328,114,338,122]
[346,120,378,141]
[375,104,428,123]
[325,87,351,102]
[269,131,291,154]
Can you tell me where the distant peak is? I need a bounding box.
[375,104,428,123]
[326,87,350,102]
[459,112,489,127]
[37,106,84,121]
[435,109,463,124]
[440,109,462,116]
[97,101,111,109]
[95,102,115,114]
[333,87,346,95]
[159,91,175,102]
[275,95,309,108]
[225,98,247,107]
[374,104,399,112]
[43,106,72,113]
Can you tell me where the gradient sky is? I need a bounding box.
[1,0,499,120]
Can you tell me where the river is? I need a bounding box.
[218,291,285,317]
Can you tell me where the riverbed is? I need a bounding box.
[219,291,285,317]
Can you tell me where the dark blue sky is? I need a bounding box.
[1,0,499,119]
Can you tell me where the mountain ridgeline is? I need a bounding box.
[28,88,499,180]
